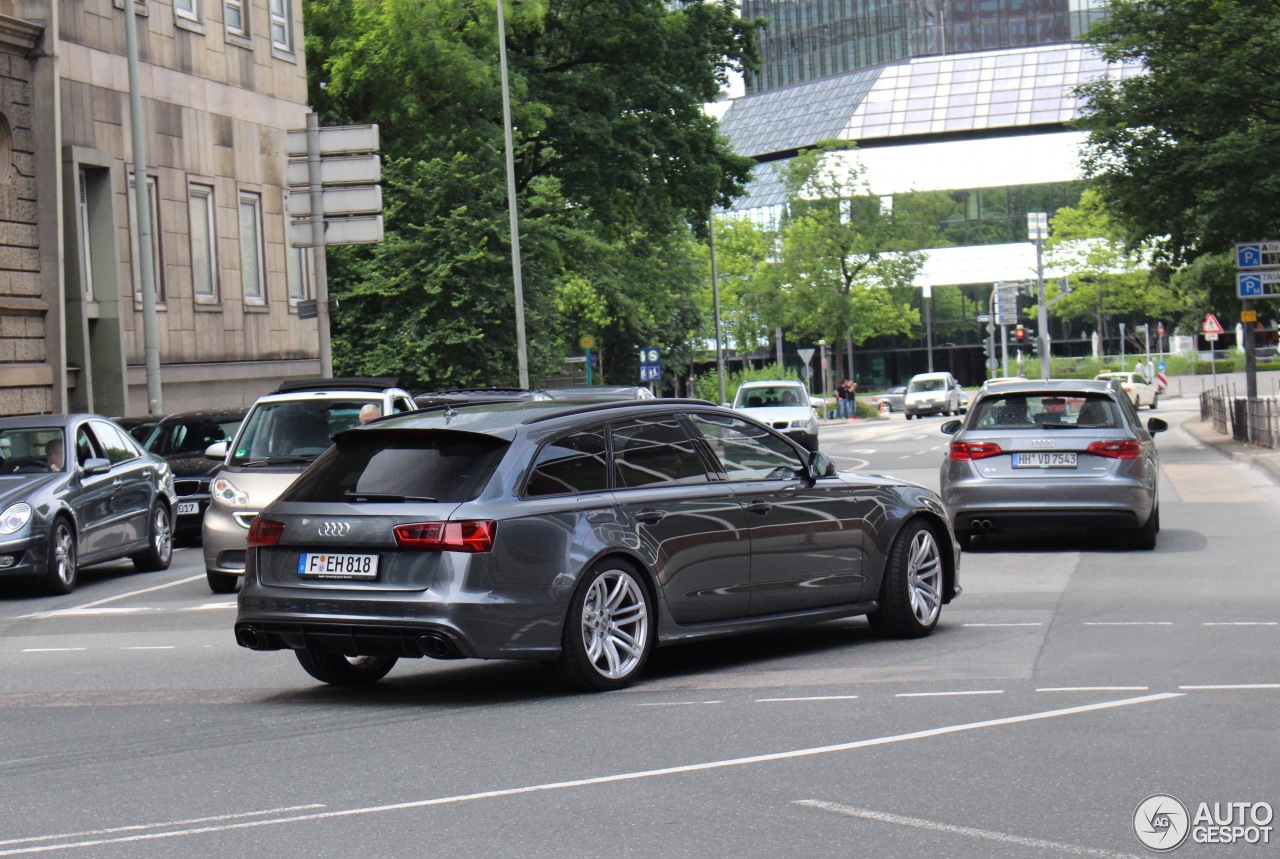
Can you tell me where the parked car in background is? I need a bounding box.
[903,372,962,419]
[113,416,161,444]
[1095,371,1159,409]
[954,382,970,413]
[534,385,656,401]
[728,380,820,451]
[234,398,960,690]
[414,388,536,408]
[867,386,907,413]
[141,409,246,543]
[0,414,175,594]
[939,379,1166,550]
[202,379,417,594]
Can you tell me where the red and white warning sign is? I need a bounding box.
[1203,313,1224,335]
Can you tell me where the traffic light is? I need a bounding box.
[1014,324,1026,343]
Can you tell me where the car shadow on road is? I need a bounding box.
[961,527,1206,553]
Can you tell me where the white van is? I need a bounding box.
[904,372,962,419]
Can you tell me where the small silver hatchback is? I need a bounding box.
[939,379,1167,550]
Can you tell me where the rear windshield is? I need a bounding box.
[147,417,242,456]
[972,394,1120,429]
[230,399,374,466]
[279,432,509,503]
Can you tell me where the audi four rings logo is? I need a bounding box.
[317,521,352,537]
[1032,439,1058,449]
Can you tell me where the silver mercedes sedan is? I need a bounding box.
[939,379,1166,550]
[235,399,961,691]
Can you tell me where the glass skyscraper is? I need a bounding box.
[743,0,1110,93]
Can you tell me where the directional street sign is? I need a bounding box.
[286,124,380,158]
[1203,313,1225,335]
[288,185,383,219]
[1236,270,1280,299]
[1234,241,1280,270]
[290,214,384,247]
[287,155,382,188]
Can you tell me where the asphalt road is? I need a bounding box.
[1,395,1276,858]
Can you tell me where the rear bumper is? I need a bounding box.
[944,480,1153,532]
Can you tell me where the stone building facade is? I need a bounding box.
[0,0,320,418]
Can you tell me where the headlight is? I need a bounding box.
[211,476,250,507]
[0,503,32,535]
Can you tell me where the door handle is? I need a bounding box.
[745,500,772,515]
[635,509,666,524]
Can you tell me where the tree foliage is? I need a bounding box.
[303,0,761,389]
[1077,0,1280,264]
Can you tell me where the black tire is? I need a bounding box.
[905,413,913,421]
[132,503,173,572]
[867,519,944,638]
[553,559,654,692]
[295,650,398,686]
[206,570,239,594]
[42,517,78,596]
[1130,504,1158,550]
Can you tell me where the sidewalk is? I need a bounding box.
[1180,417,1280,485]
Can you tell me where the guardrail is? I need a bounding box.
[1200,387,1280,447]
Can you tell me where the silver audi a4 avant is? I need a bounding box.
[235,399,961,691]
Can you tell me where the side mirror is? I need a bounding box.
[1147,417,1168,434]
[81,457,111,476]
[204,441,228,461]
[809,396,825,410]
[940,420,962,435]
[808,451,836,479]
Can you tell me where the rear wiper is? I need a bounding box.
[343,490,437,503]
[1037,423,1093,430]
[240,455,317,466]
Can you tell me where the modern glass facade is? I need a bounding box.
[743,0,1110,93]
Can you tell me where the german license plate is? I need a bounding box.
[176,501,200,516]
[1013,452,1077,468]
[298,552,379,579]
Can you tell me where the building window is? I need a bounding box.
[175,0,201,23]
[239,191,266,304]
[127,171,165,305]
[269,0,294,54]
[76,169,95,302]
[225,0,249,38]
[189,183,219,303]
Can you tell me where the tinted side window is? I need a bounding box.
[76,426,102,466]
[687,413,803,480]
[91,421,140,465]
[610,416,709,489]
[526,426,609,496]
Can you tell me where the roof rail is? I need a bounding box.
[274,377,401,394]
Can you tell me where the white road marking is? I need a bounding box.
[0,805,326,848]
[1082,622,1173,626]
[633,701,722,707]
[895,690,1003,698]
[20,648,85,653]
[122,646,175,651]
[1202,622,1277,626]
[963,622,1043,627]
[757,695,859,703]
[1037,687,1149,693]
[795,800,1144,858]
[182,602,236,611]
[1178,684,1280,691]
[16,574,204,618]
[0,693,1181,856]
[28,608,150,617]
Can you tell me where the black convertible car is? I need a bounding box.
[0,414,177,594]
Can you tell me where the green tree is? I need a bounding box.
[1040,189,1181,338]
[304,0,762,388]
[1077,0,1280,264]
[772,145,939,375]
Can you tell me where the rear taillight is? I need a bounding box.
[394,520,497,553]
[1087,440,1142,460]
[247,518,285,548]
[950,441,1003,461]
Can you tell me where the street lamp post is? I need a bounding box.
[709,211,726,406]
[923,284,934,372]
[818,338,829,402]
[496,0,529,389]
[1027,212,1049,380]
